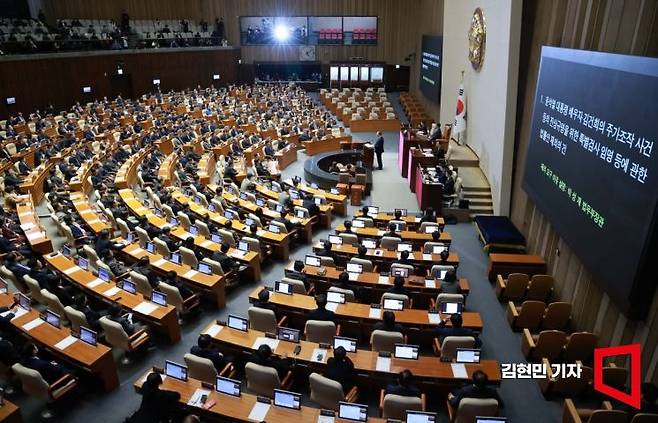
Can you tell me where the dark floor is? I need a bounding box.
[9,94,562,422]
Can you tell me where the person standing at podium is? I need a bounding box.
[374,131,384,170]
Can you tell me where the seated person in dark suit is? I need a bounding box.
[334,271,362,302]
[190,334,228,372]
[4,253,30,280]
[436,313,481,347]
[307,294,335,322]
[210,242,239,273]
[448,370,503,407]
[73,295,103,332]
[286,260,308,289]
[396,250,413,266]
[383,223,398,238]
[162,271,194,300]
[388,276,410,297]
[247,344,292,379]
[374,311,405,334]
[94,229,122,257]
[252,288,278,317]
[301,194,319,217]
[325,346,354,391]
[182,237,205,261]
[440,270,461,294]
[419,208,436,224]
[315,240,335,262]
[131,256,160,288]
[21,342,73,384]
[158,226,179,252]
[107,304,149,337]
[131,372,181,423]
[385,370,421,397]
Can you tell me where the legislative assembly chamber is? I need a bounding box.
[0,1,656,422]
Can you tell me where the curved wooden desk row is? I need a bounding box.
[353,211,445,230]
[334,225,452,248]
[158,152,178,187]
[274,144,297,171]
[45,252,181,343]
[302,135,354,156]
[16,198,53,255]
[197,152,216,185]
[202,323,501,384]
[0,293,118,392]
[70,192,113,234]
[118,189,262,282]
[134,370,387,423]
[276,179,349,217]
[348,118,401,133]
[312,241,459,269]
[172,189,296,259]
[250,182,340,226]
[246,287,483,344]
[285,261,468,309]
[115,147,152,189]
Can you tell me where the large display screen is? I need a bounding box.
[240,16,377,46]
[419,35,442,103]
[523,46,658,317]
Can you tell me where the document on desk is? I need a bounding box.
[182,270,198,279]
[134,301,159,316]
[1,307,27,320]
[451,363,468,379]
[378,275,390,284]
[20,223,34,230]
[188,388,211,407]
[348,272,359,281]
[376,356,391,372]
[64,266,81,275]
[55,335,78,350]
[252,337,279,351]
[153,258,167,267]
[369,307,382,319]
[22,318,44,331]
[427,312,441,324]
[26,232,46,241]
[86,278,104,288]
[425,279,437,288]
[201,240,214,248]
[407,252,415,260]
[311,348,328,363]
[103,286,121,297]
[377,230,385,236]
[325,302,339,312]
[203,324,223,337]
[247,402,270,422]
[317,416,335,423]
[231,250,247,259]
[132,247,144,254]
[422,253,433,261]
[256,230,266,237]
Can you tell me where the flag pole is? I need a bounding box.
[457,70,464,145]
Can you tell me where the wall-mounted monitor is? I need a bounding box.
[5,97,16,105]
[82,86,92,93]
[153,79,161,85]
[419,34,443,104]
[213,74,220,80]
[370,66,384,82]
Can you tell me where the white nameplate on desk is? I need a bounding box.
[451,363,468,379]
[134,301,159,315]
[64,266,81,275]
[203,324,223,337]
[79,209,93,215]
[369,307,382,319]
[414,217,421,222]
[376,356,391,372]
[132,247,145,254]
[318,416,335,423]
[378,275,390,284]
[26,232,46,241]
[103,286,121,297]
[182,270,198,279]
[422,253,432,261]
[86,278,104,288]
[201,240,214,248]
[348,272,359,281]
[325,302,339,312]
[252,336,279,351]
[22,318,44,331]
[18,211,32,218]
[188,388,211,407]
[153,258,167,267]
[311,348,328,363]
[135,207,147,213]
[231,251,247,259]
[55,335,78,350]
[20,223,34,230]
[3,308,27,320]
[247,402,270,422]
[428,312,441,324]
[377,230,385,236]
[425,279,437,289]
[256,230,266,237]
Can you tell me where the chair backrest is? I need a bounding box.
[23,275,46,304]
[382,394,422,420]
[0,265,26,293]
[349,257,373,272]
[179,246,198,268]
[281,277,306,294]
[533,330,568,361]
[602,366,628,391]
[503,273,530,301]
[218,229,235,247]
[390,219,406,230]
[390,263,414,277]
[183,353,217,384]
[248,307,278,333]
[542,358,592,397]
[177,211,192,229]
[514,300,546,330]
[380,236,401,250]
[196,221,211,238]
[436,293,464,305]
[319,256,335,267]
[339,233,359,246]
[527,274,554,301]
[99,316,130,350]
[440,336,475,361]
[157,282,183,312]
[242,236,261,256]
[294,206,309,218]
[40,289,68,321]
[11,363,50,400]
[630,414,658,423]
[587,410,628,423]
[162,204,175,221]
[83,244,101,266]
[130,271,153,297]
[245,362,281,396]
[309,372,344,410]
[454,397,499,423]
[135,227,150,246]
[563,332,598,363]
[247,213,263,228]
[328,286,355,303]
[370,330,403,353]
[269,220,288,234]
[305,320,336,344]
[153,237,172,258]
[355,174,366,185]
[201,258,225,276]
[382,292,410,308]
[542,302,572,330]
[64,306,89,332]
[419,222,439,233]
[355,217,374,227]
[431,265,455,277]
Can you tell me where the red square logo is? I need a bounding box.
[594,344,641,409]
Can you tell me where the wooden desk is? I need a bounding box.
[115,148,150,189]
[408,149,441,193]
[487,253,547,283]
[415,166,443,213]
[45,253,181,344]
[70,192,112,235]
[197,152,216,185]
[274,144,297,171]
[19,161,54,204]
[349,118,400,133]
[289,181,348,217]
[302,135,352,156]
[398,132,434,178]
[204,323,501,386]
[247,287,483,344]
[0,399,22,423]
[119,189,262,282]
[354,212,445,230]
[133,370,381,423]
[16,200,53,255]
[158,152,178,187]
[121,243,225,308]
[335,225,452,249]
[0,293,118,392]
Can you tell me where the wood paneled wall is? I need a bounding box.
[511,0,658,382]
[0,48,240,117]
[41,0,421,64]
